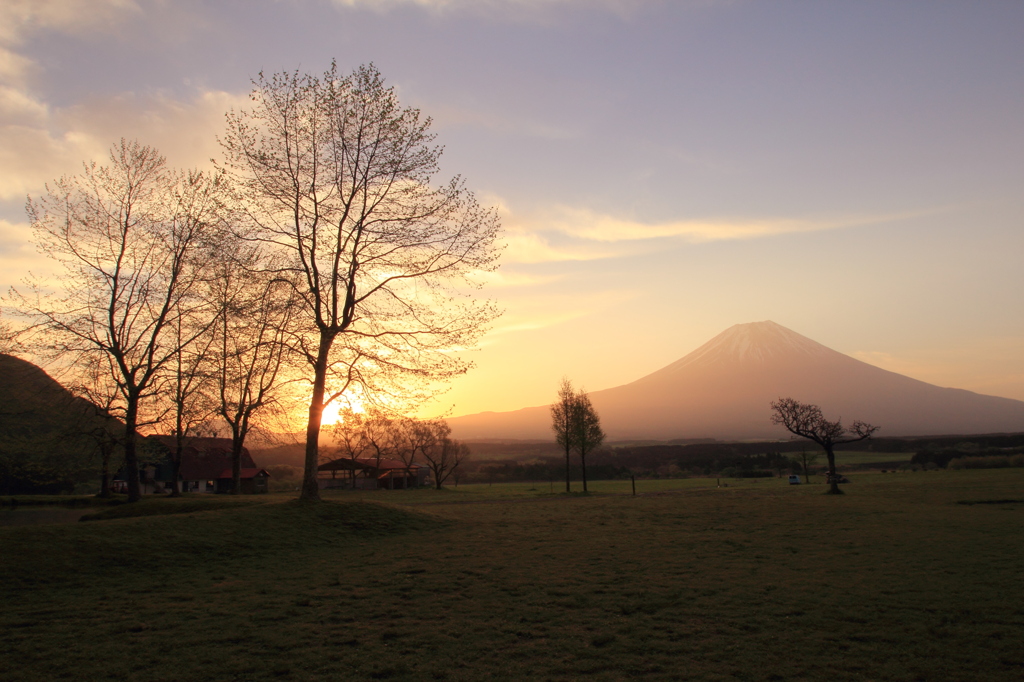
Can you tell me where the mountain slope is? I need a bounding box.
[448,321,1024,440]
[0,354,92,444]
[0,354,115,491]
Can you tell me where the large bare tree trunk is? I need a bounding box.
[170,436,184,496]
[231,435,244,495]
[124,401,141,502]
[169,454,182,496]
[825,448,841,495]
[301,335,333,501]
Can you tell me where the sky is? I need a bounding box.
[1,0,1023,418]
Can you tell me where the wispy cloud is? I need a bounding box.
[470,269,565,288]
[501,230,622,264]
[492,199,932,264]
[483,288,637,340]
[0,0,139,40]
[0,89,247,202]
[0,1,244,203]
[535,205,930,244]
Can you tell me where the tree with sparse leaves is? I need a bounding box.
[220,62,501,501]
[161,311,218,496]
[572,390,604,493]
[551,378,605,493]
[551,377,577,492]
[328,408,369,488]
[793,446,819,484]
[416,420,469,490]
[18,140,223,502]
[770,398,878,494]
[208,253,296,495]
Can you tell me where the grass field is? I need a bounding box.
[2,470,1022,681]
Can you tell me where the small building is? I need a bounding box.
[113,436,270,494]
[318,456,429,490]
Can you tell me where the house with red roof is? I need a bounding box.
[114,436,270,494]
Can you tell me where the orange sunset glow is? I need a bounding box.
[3,5,1024,681]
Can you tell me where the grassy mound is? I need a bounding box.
[1,494,126,508]
[0,498,445,593]
[78,495,264,521]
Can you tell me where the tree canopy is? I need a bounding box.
[221,62,501,500]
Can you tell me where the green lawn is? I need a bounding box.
[2,469,1022,681]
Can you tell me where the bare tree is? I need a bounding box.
[361,409,398,488]
[769,398,879,494]
[395,417,428,488]
[551,377,577,493]
[17,140,223,502]
[220,62,501,501]
[572,390,604,493]
[328,408,368,488]
[417,420,469,490]
[161,313,218,496]
[794,445,819,483]
[209,255,295,495]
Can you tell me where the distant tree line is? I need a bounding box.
[461,457,628,485]
[451,432,1024,484]
[911,443,1024,470]
[326,409,469,489]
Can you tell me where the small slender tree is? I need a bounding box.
[794,445,819,483]
[209,255,295,495]
[162,312,218,496]
[769,398,878,494]
[551,377,578,492]
[572,390,604,493]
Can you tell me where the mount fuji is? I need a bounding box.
[447,321,1024,441]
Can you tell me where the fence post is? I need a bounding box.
[631,475,636,496]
